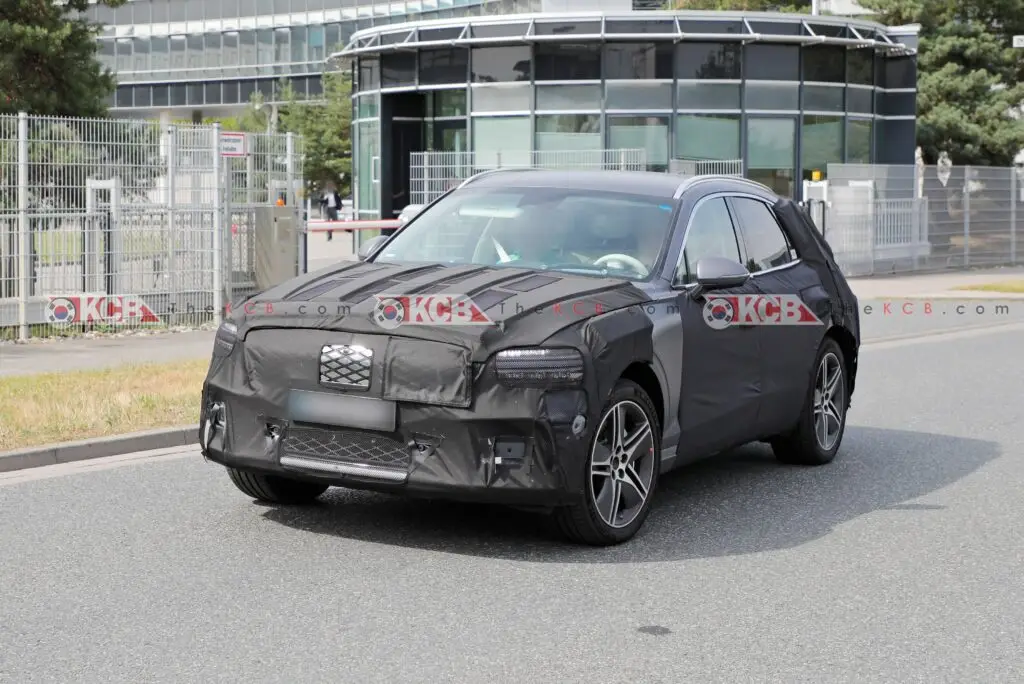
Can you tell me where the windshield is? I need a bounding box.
[372,186,677,280]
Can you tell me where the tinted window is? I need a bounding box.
[604,43,673,79]
[535,44,601,80]
[730,198,795,272]
[419,48,468,85]
[679,197,742,285]
[381,53,415,87]
[471,46,530,82]
[744,44,799,81]
[802,45,845,83]
[675,42,741,80]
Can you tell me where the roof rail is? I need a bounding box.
[458,167,539,189]
[673,173,773,198]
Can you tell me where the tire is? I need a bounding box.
[553,379,662,546]
[771,336,849,466]
[227,467,330,504]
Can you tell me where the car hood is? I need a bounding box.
[231,259,653,359]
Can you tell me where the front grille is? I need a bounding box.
[282,427,410,469]
[320,344,372,389]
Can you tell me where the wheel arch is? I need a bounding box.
[620,362,665,433]
[825,325,858,399]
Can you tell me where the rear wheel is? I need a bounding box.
[227,467,330,504]
[554,379,661,546]
[771,337,848,466]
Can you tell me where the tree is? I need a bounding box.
[664,0,811,11]
[0,0,125,117]
[860,0,1024,165]
[279,72,353,197]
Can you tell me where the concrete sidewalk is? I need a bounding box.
[1,266,1021,378]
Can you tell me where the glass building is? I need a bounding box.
[85,0,546,118]
[334,12,918,218]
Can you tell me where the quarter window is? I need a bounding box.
[729,198,796,272]
[678,197,742,285]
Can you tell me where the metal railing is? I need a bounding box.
[669,158,743,177]
[0,112,303,340]
[822,163,1021,276]
[408,148,647,207]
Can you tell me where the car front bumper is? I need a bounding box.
[198,379,593,507]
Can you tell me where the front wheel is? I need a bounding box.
[553,379,661,546]
[227,467,330,504]
[771,336,849,466]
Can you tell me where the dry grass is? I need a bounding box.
[954,279,1024,293]
[0,359,208,451]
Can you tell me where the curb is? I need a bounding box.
[0,425,199,474]
[857,293,1024,300]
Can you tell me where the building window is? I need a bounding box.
[877,91,916,117]
[603,43,673,80]
[847,118,873,163]
[358,57,380,91]
[432,89,467,117]
[847,48,874,86]
[802,45,845,83]
[747,117,796,198]
[801,115,843,181]
[676,81,741,110]
[744,82,799,110]
[883,56,916,89]
[471,84,531,113]
[535,115,601,151]
[381,53,415,88]
[606,82,673,110]
[744,44,799,81]
[802,84,845,112]
[471,46,530,83]
[608,116,670,171]
[419,48,469,86]
[534,44,601,81]
[472,117,531,167]
[675,43,741,80]
[535,84,601,111]
[676,114,740,161]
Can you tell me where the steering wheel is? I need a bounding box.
[593,253,649,277]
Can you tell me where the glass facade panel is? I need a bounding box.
[802,45,846,83]
[472,117,531,167]
[534,44,601,81]
[675,43,741,80]
[802,85,844,112]
[847,118,873,163]
[533,21,601,36]
[381,53,415,87]
[747,117,796,198]
[878,91,916,117]
[357,94,380,119]
[433,89,467,117]
[744,45,799,81]
[884,56,916,89]
[801,115,843,180]
[356,120,381,214]
[535,84,601,111]
[471,84,530,112]
[471,46,530,83]
[744,82,799,110]
[676,114,740,160]
[419,48,469,85]
[204,34,222,78]
[608,116,669,171]
[603,43,672,80]
[358,57,380,91]
[605,82,673,111]
[151,37,169,77]
[676,81,741,110]
[535,115,601,151]
[847,48,874,86]
[846,86,873,113]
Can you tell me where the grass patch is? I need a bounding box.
[954,279,1024,293]
[33,230,165,266]
[0,359,208,451]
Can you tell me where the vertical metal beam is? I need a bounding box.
[212,123,224,325]
[17,111,29,341]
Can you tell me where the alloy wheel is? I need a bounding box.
[589,400,656,529]
[813,352,845,451]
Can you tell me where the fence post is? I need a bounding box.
[17,112,29,341]
[166,124,177,327]
[1011,167,1017,265]
[963,166,971,267]
[286,131,303,277]
[212,123,223,326]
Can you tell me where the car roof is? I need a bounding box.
[461,169,776,201]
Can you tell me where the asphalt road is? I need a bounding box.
[1,319,1023,682]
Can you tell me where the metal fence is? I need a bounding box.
[669,158,744,177]
[409,149,647,206]
[822,163,1021,276]
[0,112,303,340]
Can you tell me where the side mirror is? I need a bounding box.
[357,235,388,261]
[690,257,750,299]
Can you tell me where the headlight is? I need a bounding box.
[494,348,584,387]
[214,321,238,354]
